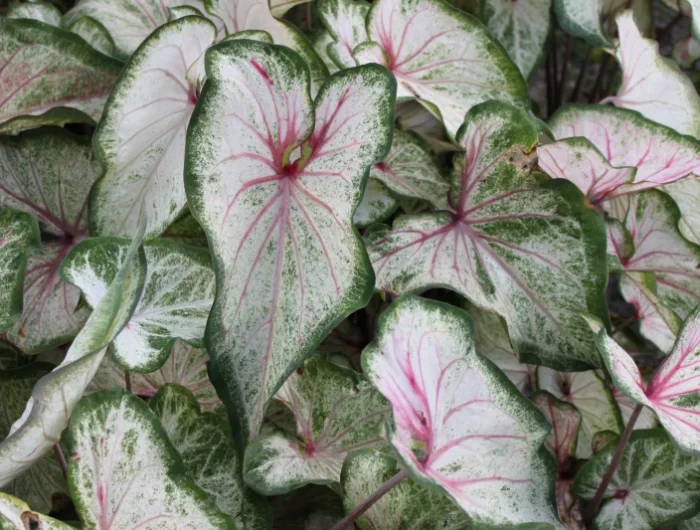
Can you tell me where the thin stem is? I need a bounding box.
[586,403,644,523]
[330,469,409,530]
[306,1,312,31]
[552,34,560,107]
[612,315,637,335]
[570,44,593,103]
[546,50,555,118]
[125,370,132,393]
[54,444,68,479]
[558,35,572,106]
[589,53,612,103]
[657,12,683,44]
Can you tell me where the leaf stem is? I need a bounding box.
[570,44,593,103]
[558,35,572,107]
[125,370,132,393]
[54,444,68,479]
[585,403,643,523]
[330,469,409,530]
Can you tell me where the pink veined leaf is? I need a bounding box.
[368,101,609,371]
[602,10,700,138]
[185,40,395,442]
[0,18,121,133]
[317,0,370,69]
[0,129,100,353]
[87,339,222,412]
[545,105,700,203]
[596,304,700,453]
[531,391,581,469]
[351,0,530,137]
[612,386,657,429]
[362,295,559,526]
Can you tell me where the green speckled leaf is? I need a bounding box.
[0,364,67,514]
[479,0,551,79]
[150,384,270,530]
[553,0,610,46]
[61,238,215,372]
[368,101,609,370]
[663,179,700,246]
[89,339,222,411]
[0,493,72,530]
[318,0,369,69]
[341,450,471,530]
[65,16,117,57]
[0,129,102,353]
[604,10,700,137]
[354,179,397,228]
[537,368,623,459]
[67,389,234,529]
[185,40,394,442]
[353,0,529,138]
[244,357,389,495]
[90,17,217,239]
[363,295,559,527]
[0,211,39,332]
[573,429,700,530]
[0,218,146,488]
[6,2,61,26]
[0,18,121,134]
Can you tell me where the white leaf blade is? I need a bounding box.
[0,493,72,530]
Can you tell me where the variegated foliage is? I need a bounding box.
[0,493,72,530]
[363,295,559,527]
[0,129,102,353]
[185,40,395,442]
[244,357,389,495]
[368,101,609,370]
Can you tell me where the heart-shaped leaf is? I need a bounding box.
[362,295,559,527]
[368,101,609,370]
[185,40,395,442]
[317,0,369,69]
[150,384,270,530]
[340,450,471,530]
[67,389,234,529]
[480,0,551,79]
[0,210,39,332]
[595,304,700,454]
[573,429,700,530]
[536,368,623,459]
[64,0,206,59]
[603,10,700,137]
[0,493,71,530]
[244,357,389,495]
[0,363,67,514]
[90,17,217,239]
[0,18,121,134]
[0,219,146,487]
[0,129,104,353]
[351,0,529,137]
[354,179,398,228]
[61,238,215,372]
[553,0,616,46]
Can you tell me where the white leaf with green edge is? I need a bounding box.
[6,2,61,26]
[0,211,39,332]
[269,0,308,16]
[89,339,222,411]
[0,493,72,530]
[352,0,529,138]
[169,5,205,20]
[90,17,217,239]
[0,218,146,488]
[223,30,273,43]
[0,18,121,134]
[395,101,456,154]
[65,16,117,57]
[536,368,623,459]
[185,40,395,441]
[363,295,559,527]
[663,178,700,246]
[466,304,535,393]
[201,0,328,92]
[573,429,700,530]
[603,10,700,137]
[313,30,339,75]
[553,0,610,46]
[162,211,209,248]
[63,0,206,59]
[537,137,637,205]
[354,179,397,228]
[0,364,67,514]
[243,357,389,495]
[0,129,102,353]
[340,450,471,530]
[531,391,580,471]
[479,0,551,79]
[370,129,449,210]
[673,36,700,68]
[317,0,369,69]
[549,104,700,198]
[612,386,658,429]
[685,0,700,41]
[67,389,234,529]
[595,305,700,454]
[150,384,270,530]
[608,191,700,324]
[63,238,215,372]
[368,101,609,371]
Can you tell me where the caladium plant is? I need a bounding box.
[5,0,700,528]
